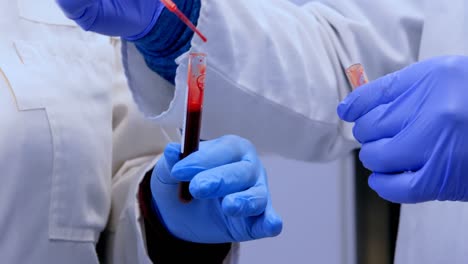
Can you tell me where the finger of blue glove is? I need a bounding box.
[189,161,258,199]
[172,135,257,181]
[93,1,164,39]
[154,143,182,184]
[57,0,164,39]
[353,103,405,144]
[368,170,428,203]
[248,203,283,239]
[359,131,426,173]
[221,185,268,217]
[338,72,399,122]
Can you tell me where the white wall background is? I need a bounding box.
[238,154,356,264]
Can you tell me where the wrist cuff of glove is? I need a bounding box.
[131,0,202,84]
[124,4,165,41]
[138,169,232,264]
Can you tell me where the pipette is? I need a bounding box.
[160,0,208,43]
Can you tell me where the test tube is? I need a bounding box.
[346,63,369,90]
[179,53,207,203]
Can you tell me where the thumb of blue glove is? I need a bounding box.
[151,136,283,243]
[337,56,468,203]
[55,0,164,39]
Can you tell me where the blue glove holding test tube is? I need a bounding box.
[338,56,468,203]
[151,135,283,243]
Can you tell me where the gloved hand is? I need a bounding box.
[55,0,165,39]
[337,56,468,203]
[151,135,283,243]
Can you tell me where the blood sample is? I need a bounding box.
[346,63,369,90]
[179,53,207,203]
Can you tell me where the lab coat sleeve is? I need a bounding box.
[122,0,424,162]
[102,155,240,264]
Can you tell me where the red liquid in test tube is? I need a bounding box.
[346,63,369,90]
[179,53,207,203]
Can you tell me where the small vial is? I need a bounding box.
[346,63,369,90]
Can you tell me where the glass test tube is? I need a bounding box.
[346,63,369,90]
[179,53,207,203]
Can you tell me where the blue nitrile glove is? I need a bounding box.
[55,0,164,39]
[337,56,468,203]
[151,135,283,243]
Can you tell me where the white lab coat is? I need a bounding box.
[0,0,239,263]
[123,0,468,263]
